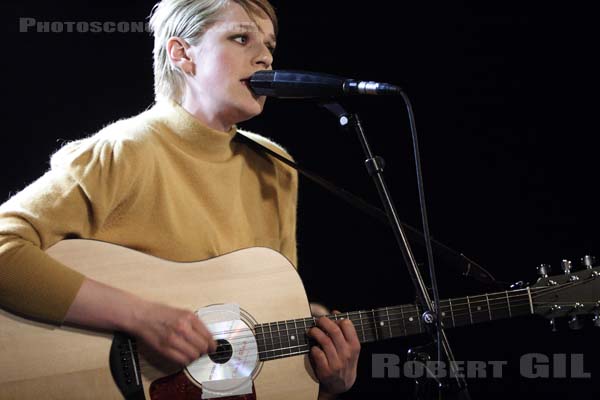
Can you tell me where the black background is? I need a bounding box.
[3,1,599,398]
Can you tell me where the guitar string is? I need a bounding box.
[140,292,599,364]
[195,295,595,355]
[142,299,598,363]
[169,285,595,360]
[194,286,544,338]
[183,280,595,350]
[204,299,598,359]
[136,279,597,359]
[188,279,591,338]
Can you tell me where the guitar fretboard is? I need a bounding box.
[254,288,535,362]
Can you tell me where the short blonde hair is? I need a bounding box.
[149,0,278,103]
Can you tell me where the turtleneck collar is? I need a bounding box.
[152,99,238,162]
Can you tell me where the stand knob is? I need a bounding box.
[561,260,572,275]
[510,281,524,290]
[593,313,600,328]
[582,255,596,270]
[537,264,551,278]
[568,315,583,330]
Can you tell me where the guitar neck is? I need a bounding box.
[256,287,536,361]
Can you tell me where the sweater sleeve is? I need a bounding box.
[0,135,141,323]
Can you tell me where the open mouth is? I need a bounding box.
[241,78,258,97]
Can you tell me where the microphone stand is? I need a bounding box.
[319,101,471,399]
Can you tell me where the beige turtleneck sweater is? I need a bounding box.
[0,100,298,323]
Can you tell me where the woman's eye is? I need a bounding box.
[233,35,248,45]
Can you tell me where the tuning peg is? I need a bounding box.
[561,259,572,275]
[510,281,525,290]
[593,312,600,328]
[568,315,584,330]
[582,255,596,270]
[537,264,551,278]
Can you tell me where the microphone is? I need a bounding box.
[248,70,402,99]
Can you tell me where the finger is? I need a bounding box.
[338,318,360,344]
[317,317,349,356]
[190,317,217,352]
[310,345,330,376]
[191,314,213,339]
[170,315,207,356]
[167,330,203,363]
[181,327,209,356]
[309,324,341,368]
[338,319,361,357]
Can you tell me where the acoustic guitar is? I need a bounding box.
[0,240,598,399]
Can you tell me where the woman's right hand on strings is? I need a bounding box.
[131,301,218,365]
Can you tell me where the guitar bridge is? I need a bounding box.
[109,332,145,399]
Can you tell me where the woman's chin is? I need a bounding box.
[240,102,266,121]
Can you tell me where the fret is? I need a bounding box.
[507,289,535,317]
[399,305,408,336]
[485,294,492,320]
[255,324,268,361]
[295,318,308,348]
[451,297,471,327]
[487,293,510,320]
[371,309,380,341]
[468,296,492,324]
[370,309,385,341]
[526,287,535,314]
[340,312,348,323]
[302,318,310,350]
[278,321,290,355]
[258,317,314,361]
[365,310,377,343]
[356,310,366,342]
[403,305,419,335]
[286,320,299,352]
[398,306,408,336]
[305,317,313,337]
[466,296,473,324]
[268,322,281,357]
[438,300,452,328]
[505,291,512,318]
[384,307,393,338]
[448,299,456,327]
[415,304,423,334]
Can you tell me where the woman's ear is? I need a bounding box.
[167,37,195,76]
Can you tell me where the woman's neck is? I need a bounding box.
[180,95,233,134]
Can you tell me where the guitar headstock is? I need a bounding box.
[530,259,600,330]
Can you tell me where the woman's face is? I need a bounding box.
[181,2,276,131]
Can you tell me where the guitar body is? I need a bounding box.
[0,240,319,399]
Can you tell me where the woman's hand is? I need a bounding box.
[308,312,361,397]
[132,301,217,365]
[65,277,217,366]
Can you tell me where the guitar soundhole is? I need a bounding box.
[209,339,233,364]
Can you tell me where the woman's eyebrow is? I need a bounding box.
[230,22,259,33]
[230,22,276,47]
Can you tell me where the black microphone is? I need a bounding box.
[248,70,402,99]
